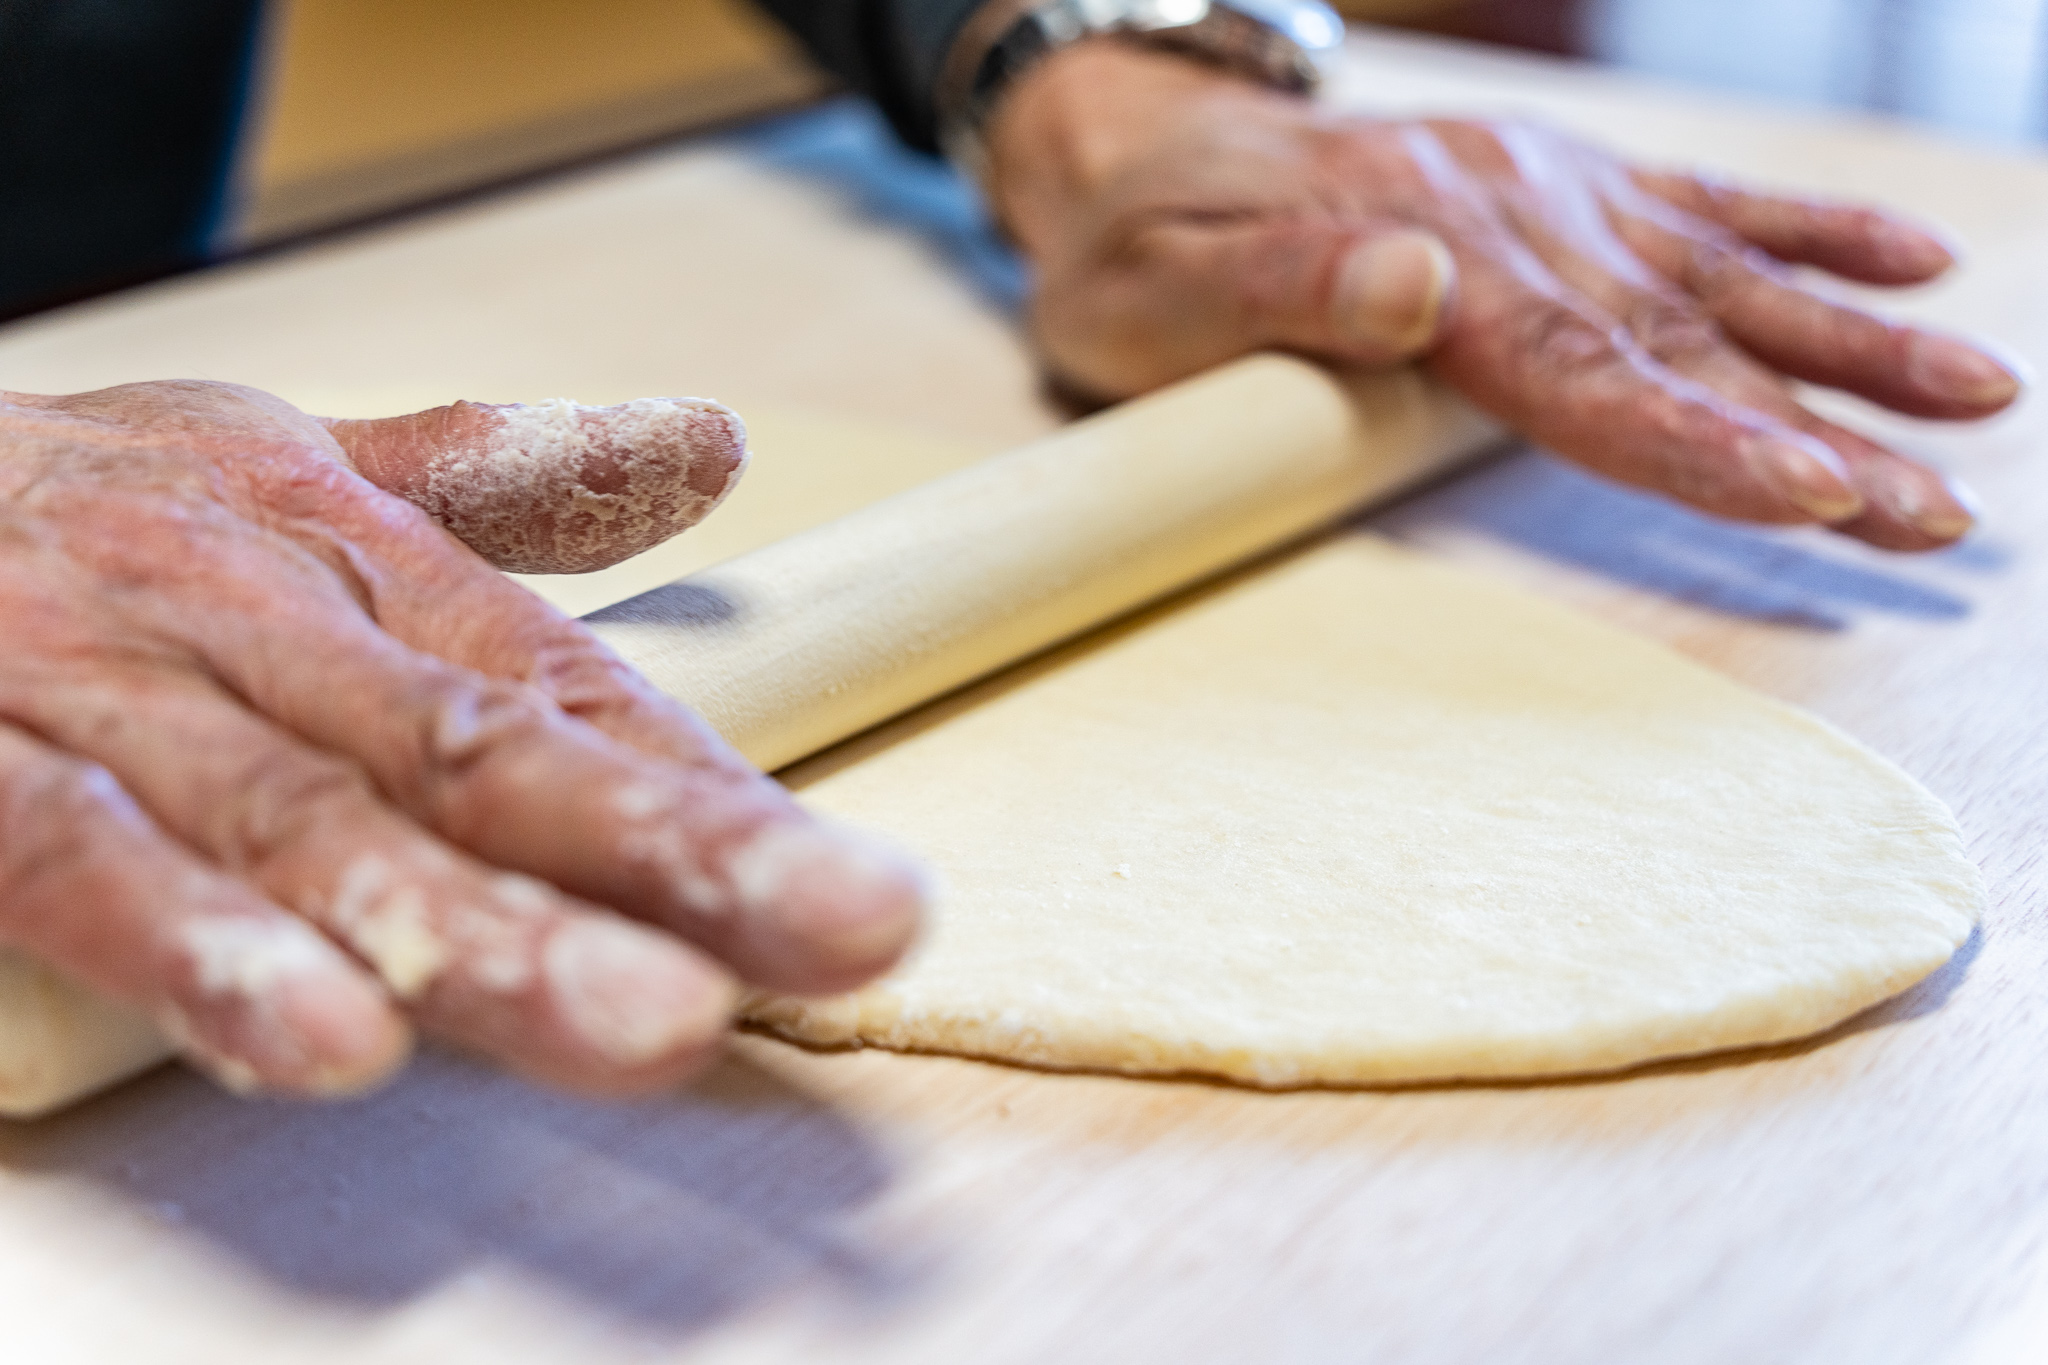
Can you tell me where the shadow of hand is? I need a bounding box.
[0,1046,928,1339]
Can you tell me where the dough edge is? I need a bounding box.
[742,543,1984,1088]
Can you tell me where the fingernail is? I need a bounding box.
[270,973,415,1096]
[176,915,414,1097]
[1332,230,1455,358]
[1907,333,2027,408]
[544,917,734,1067]
[1893,472,1979,541]
[1748,432,1864,521]
[727,821,926,969]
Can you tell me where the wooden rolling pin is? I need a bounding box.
[0,355,1500,1117]
[590,355,1499,769]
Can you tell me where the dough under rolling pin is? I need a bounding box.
[0,355,1979,1108]
[0,356,1498,1116]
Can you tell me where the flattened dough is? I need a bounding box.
[754,535,1981,1084]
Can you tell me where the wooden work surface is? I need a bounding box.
[1,31,2044,1364]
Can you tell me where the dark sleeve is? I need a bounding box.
[751,0,989,153]
[0,0,264,319]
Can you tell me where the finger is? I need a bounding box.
[1788,414,1976,550]
[305,496,740,772]
[1498,215,1976,548]
[322,397,750,574]
[0,720,409,1097]
[106,392,924,995]
[202,415,729,772]
[11,664,739,1094]
[444,604,754,776]
[154,556,923,994]
[1647,339,1977,549]
[217,438,907,983]
[1036,217,1455,399]
[1614,213,2026,419]
[1429,254,1865,527]
[1629,168,1956,285]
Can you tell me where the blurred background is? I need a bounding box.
[1388,0,2048,143]
[2,0,2044,322]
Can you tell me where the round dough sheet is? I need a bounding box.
[755,535,1981,1085]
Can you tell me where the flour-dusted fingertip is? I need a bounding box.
[168,926,415,1100]
[727,820,928,985]
[270,971,416,1097]
[542,914,737,1070]
[331,394,753,574]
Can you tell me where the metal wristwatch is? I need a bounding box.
[936,0,1347,185]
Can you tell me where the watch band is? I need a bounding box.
[937,0,1345,186]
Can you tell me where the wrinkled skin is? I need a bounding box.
[990,41,2026,550]
[0,40,2027,1104]
[0,382,923,1098]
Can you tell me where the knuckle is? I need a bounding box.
[1682,238,1783,301]
[526,631,638,718]
[1680,239,1742,294]
[1520,303,1625,383]
[212,746,377,873]
[1645,391,1735,452]
[238,451,363,514]
[423,677,558,777]
[1625,300,1725,369]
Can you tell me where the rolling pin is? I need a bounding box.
[0,355,1501,1117]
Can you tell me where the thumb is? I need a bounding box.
[1035,219,1457,401]
[1323,228,1458,362]
[322,397,748,575]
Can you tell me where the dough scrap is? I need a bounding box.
[753,535,1981,1085]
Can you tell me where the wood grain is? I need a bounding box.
[0,32,2041,1365]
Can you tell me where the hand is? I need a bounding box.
[0,381,924,1098]
[987,41,2028,550]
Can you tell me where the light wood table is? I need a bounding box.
[0,31,2043,1365]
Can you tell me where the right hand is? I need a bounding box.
[0,380,926,1099]
[988,40,2027,551]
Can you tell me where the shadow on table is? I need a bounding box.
[728,99,1029,317]
[0,1046,927,1339]
[1379,449,1991,629]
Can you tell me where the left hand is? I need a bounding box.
[0,382,925,1099]
[985,40,2027,551]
